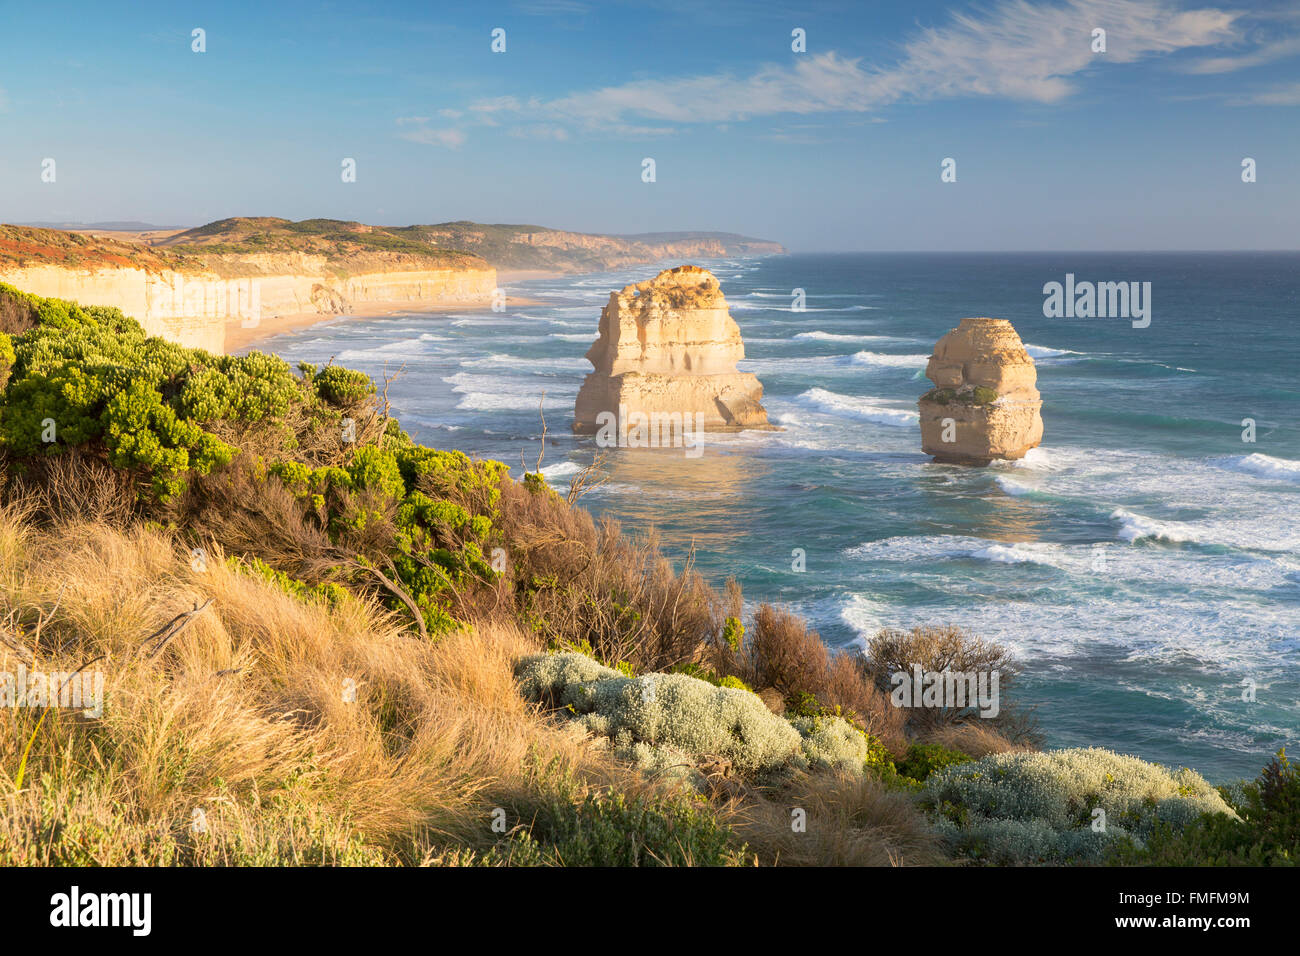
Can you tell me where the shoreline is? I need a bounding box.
[227,279,553,353]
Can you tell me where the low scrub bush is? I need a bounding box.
[922,747,1235,864]
[896,743,973,782]
[862,625,1040,746]
[792,714,893,777]
[496,475,722,672]
[464,764,746,867]
[515,652,804,782]
[1108,749,1298,866]
[0,284,508,637]
[719,603,906,755]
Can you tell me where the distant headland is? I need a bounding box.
[0,218,785,354]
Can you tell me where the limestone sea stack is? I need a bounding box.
[917,317,1043,465]
[573,265,773,436]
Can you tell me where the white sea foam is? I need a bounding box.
[451,316,517,327]
[1111,508,1202,544]
[840,594,889,648]
[793,331,919,344]
[454,392,544,411]
[969,542,1057,565]
[445,371,573,411]
[797,388,918,426]
[549,332,594,342]
[995,476,1037,497]
[541,461,582,478]
[1024,344,1082,358]
[1214,453,1300,483]
[1004,447,1065,472]
[461,353,589,371]
[849,351,930,368]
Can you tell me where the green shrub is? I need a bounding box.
[310,365,376,406]
[721,615,744,651]
[1108,749,1298,866]
[922,747,1236,864]
[897,743,973,782]
[670,660,753,693]
[227,555,352,607]
[485,787,745,867]
[920,385,998,406]
[0,283,507,635]
[922,388,956,405]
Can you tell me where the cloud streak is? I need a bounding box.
[461,0,1242,133]
[396,116,466,148]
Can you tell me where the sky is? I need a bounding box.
[1,0,1298,251]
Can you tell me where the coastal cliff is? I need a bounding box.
[1,218,784,353]
[0,222,496,353]
[573,265,773,436]
[917,317,1044,465]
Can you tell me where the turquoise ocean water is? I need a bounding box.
[247,252,1300,782]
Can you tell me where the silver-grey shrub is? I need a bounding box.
[923,747,1236,864]
[791,714,872,774]
[516,653,804,778]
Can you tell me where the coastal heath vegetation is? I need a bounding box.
[0,283,1284,866]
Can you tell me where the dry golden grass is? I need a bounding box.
[0,505,625,864]
[723,772,947,866]
[919,722,1026,758]
[0,505,952,866]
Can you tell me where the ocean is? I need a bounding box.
[246,252,1300,783]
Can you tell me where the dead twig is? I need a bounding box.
[521,391,548,476]
[566,451,610,505]
[346,560,429,642]
[139,599,213,661]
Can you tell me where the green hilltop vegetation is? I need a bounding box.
[160,218,785,273]
[160,217,485,266]
[0,280,1293,866]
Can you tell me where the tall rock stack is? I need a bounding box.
[573,265,772,435]
[918,317,1044,465]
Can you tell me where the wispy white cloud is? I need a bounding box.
[1184,34,1300,74]
[467,0,1241,133]
[396,117,466,148]
[1228,81,1300,105]
[507,124,571,141]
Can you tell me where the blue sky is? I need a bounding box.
[1,0,1297,250]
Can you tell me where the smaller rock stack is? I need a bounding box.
[917,317,1043,465]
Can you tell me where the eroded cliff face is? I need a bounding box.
[1,259,496,354]
[917,317,1044,465]
[573,265,772,438]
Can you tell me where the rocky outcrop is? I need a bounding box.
[917,318,1043,465]
[573,266,773,438]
